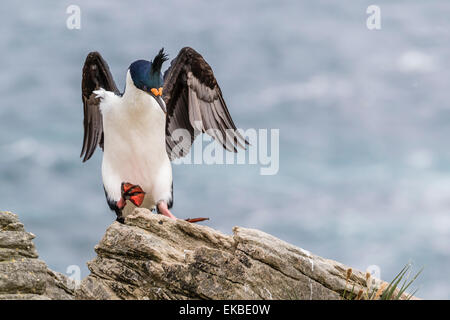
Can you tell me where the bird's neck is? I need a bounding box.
[121,70,164,118]
[122,70,141,103]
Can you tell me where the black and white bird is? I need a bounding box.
[81,47,247,223]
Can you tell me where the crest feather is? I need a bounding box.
[151,48,169,74]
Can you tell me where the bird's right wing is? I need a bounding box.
[163,47,248,160]
[81,52,119,162]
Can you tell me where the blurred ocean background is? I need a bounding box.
[1,0,450,298]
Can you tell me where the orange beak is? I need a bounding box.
[151,87,163,96]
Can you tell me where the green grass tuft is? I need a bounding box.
[342,263,423,300]
[380,263,423,300]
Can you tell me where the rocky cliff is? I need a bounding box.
[0,209,411,300]
[0,211,74,299]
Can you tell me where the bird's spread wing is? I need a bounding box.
[81,52,119,162]
[163,47,248,160]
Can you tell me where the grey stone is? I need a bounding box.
[0,211,25,231]
[0,209,416,300]
[0,211,73,300]
[44,270,76,300]
[76,208,409,300]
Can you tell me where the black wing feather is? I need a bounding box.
[81,51,119,162]
[163,47,247,160]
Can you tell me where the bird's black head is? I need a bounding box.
[129,48,168,95]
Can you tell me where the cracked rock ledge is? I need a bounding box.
[0,211,75,300]
[1,209,413,300]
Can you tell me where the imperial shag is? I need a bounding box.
[80,47,247,223]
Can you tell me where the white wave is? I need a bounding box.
[241,75,354,110]
[398,51,435,73]
[406,149,434,169]
[1,137,71,167]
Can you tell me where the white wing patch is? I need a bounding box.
[93,88,107,99]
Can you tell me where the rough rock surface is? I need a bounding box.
[76,208,403,300]
[0,211,74,300]
[1,209,414,300]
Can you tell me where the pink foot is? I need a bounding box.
[157,201,176,220]
[156,201,209,223]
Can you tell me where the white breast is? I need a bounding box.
[100,71,172,213]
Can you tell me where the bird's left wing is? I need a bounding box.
[81,52,119,162]
[163,47,248,160]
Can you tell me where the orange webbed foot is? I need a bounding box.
[121,182,146,207]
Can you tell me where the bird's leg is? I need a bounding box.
[157,201,176,220]
[116,197,126,210]
[115,214,125,224]
[114,195,127,224]
[156,201,209,223]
